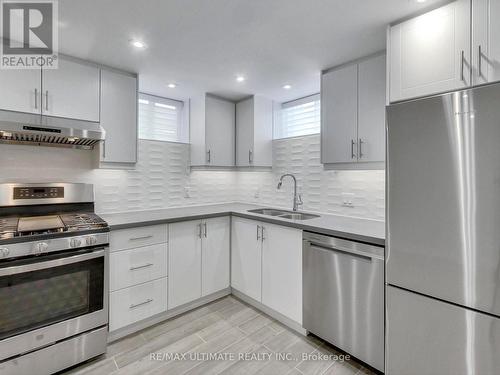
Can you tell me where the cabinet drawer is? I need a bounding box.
[109,278,167,332]
[110,225,167,252]
[110,243,167,291]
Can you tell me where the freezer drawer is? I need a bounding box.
[387,285,500,375]
[303,232,384,371]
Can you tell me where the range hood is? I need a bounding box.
[0,110,105,150]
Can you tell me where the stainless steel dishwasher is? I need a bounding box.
[302,232,384,372]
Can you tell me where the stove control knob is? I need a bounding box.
[70,238,82,248]
[86,236,98,246]
[0,247,9,258]
[33,242,48,255]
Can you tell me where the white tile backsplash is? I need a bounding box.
[0,135,385,220]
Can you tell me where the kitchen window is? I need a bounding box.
[138,93,189,143]
[274,94,320,139]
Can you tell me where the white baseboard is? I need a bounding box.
[231,288,307,336]
[108,288,231,342]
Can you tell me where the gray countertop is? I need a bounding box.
[100,203,385,246]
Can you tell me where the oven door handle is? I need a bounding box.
[0,249,105,277]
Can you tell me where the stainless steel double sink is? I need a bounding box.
[248,208,320,220]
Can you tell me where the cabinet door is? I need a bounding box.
[42,57,100,121]
[321,64,358,163]
[168,220,202,309]
[0,69,41,114]
[389,0,471,102]
[252,96,273,167]
[261,223,302,323]
[473,0,500,85]
[231,217,262,302]
[205,96,235,166]
[201,217,230,296]
[236,97,254,167]
[100,69,137,164]
[358,54,386,163]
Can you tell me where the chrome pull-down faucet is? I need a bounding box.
[277,174,303,211]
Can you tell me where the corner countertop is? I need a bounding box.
[100,202,385,246]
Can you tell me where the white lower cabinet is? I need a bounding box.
[261,223,303,324]
[231,217,263,302]
[202,216,230,296]
[168,217,230,310]
[168,220,203,309]
[109,278,167,331]
[231,217,302,323]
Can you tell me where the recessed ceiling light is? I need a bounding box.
[130,39,146,49]
[167,83,177,88]
[236,75,246,83]
[415,0,427,3]
[283,84,292,90]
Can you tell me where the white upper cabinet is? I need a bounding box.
[236,96,273,167]
[201,217,230,296]
[321,64,358,164]
[473,0,500,85]
[100,69,137,164]
[191,94,235,167]
[231,217,262,302]
[0,69,41,115]
[321,53,386,165]
[388,0,471,102]
[358,54,387,163]
[41,56,100,121]
[261,223,302,324]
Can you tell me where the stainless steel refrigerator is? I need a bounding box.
[386,82,500,375]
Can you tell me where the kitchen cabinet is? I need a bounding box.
[321,53,386,164]
[473,0,500,85]
[388,0,472,102]
[231,217,262,301]
[190,94,235,167]
[99,69,138,164]
[168,220,202,309]
[0,69,41,114]
[236,96,273,167]
[41,56,100,121]
[0,55,100,121]
[231,217,302,323]
[201,216,230,296]
[169,217,230,309]
[261,223,302,323]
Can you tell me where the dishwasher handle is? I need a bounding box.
[307,242,373,262]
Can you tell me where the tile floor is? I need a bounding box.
[63,296,378,375]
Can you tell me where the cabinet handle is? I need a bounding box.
[34,88,38,109]
[249,149,253,163]
[256,225,261,240]
[461,50,466,83]
[130,298,153,309]
[129,235,153,241]
[198,223,202,238]
[204,223,207,238]
[102,140,106,158]
[478,45,483,78]
[351,139,357,159]
[45,90,49,110]
[261,226,265,242]
[130,263,154,271]
[207,150,211,163]
[359,139,364,159]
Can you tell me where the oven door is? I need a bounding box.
[0,247,108,361]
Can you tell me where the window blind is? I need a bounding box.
[138,93,188,143]
[274,94,320,139]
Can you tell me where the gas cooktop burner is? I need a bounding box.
[0,212,108,240]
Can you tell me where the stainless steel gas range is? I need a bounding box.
[0,183,109,375]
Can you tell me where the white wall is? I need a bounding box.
[0,135,385,220]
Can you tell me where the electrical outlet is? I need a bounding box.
[342,192,354,207]
[184,186,191,198]
[254,188,260,199]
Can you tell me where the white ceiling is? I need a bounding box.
[58,0,442,103]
